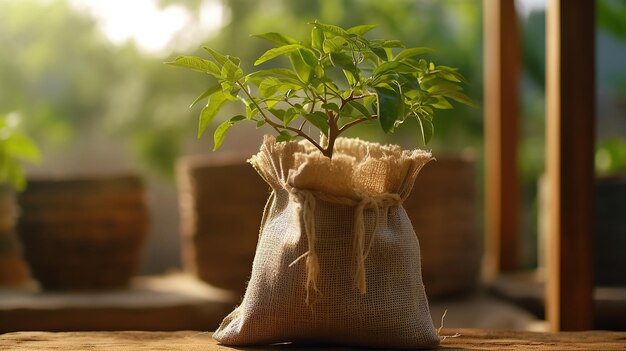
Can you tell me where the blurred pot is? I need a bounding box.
[0,186,34,289]
[177,154,268,295]
[17,174,149,290]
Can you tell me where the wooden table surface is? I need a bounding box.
[1,330,625,350]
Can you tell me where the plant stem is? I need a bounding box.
[323,117,339,158]
[337,115,377,135]
[236,80,325,154]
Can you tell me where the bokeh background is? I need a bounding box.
[1,0,625,275]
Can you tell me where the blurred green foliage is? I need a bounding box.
[0,113,40,191]
[0,0,484,178]
[0,0,206,176]
[0,0,623,272]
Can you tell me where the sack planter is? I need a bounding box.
[214,136,440,349]
[168,20,475,348]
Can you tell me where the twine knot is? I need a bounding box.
[288,189,402,303]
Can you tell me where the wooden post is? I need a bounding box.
[545,0,595,331]
[483,0,521,279]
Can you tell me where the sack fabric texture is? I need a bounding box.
[213,135,440,349]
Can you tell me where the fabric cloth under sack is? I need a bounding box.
[213,135,440,349]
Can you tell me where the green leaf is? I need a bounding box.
[213,115,246,150]
[305,111,329,136]
[372,61,401,77]
[253,32,298,46]
[189,84,221,108]
[346,101,372,118]
[430,96,454,109]
[417,116,434,145]
[370,47,387,61]
[245,103,259,119]
[311,27,325,51]
[311,20,348,36]
[321,102,339,112]
[329,52,357,72]
[438,70,464,82]
[198,92,227,138]
[166,56,220,76]
[393,47,433,62]
[347,24,377,35]
[213,120,232,151]
[265,98,281,109]
[288,52,312,82]
[202,47,228,65]
[283,107,299,127]
[227,55,241,66]
[425,80,463,94]
[298,48,319,68]
[220,81,240,101]
[268,108,285,120]
[5,133,40,162]
[221,59,243,80]
[343,69,358,86]
[370,39,404,48]
[256,120,266,128]
[375,85,403,133]
[259,77,281,98]
[254,44,303,66]
[276,130,294,142]
[444,91,478,108]
[323,36,348,53]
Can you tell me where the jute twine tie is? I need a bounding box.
[288,188,402,304]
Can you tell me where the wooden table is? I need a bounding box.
[1,330,625,350]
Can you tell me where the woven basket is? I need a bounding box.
[177,155,268,294]
[0,187,34,288]
[17,175,149,290]
[406,155,481,297]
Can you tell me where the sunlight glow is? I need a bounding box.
[516,0,545,17]
[69,0,225,53]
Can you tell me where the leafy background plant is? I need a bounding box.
[168,21,474,158]
[0,113,40,191]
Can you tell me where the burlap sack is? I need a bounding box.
[213,135,439,349]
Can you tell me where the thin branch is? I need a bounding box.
[298,119,307,131]
[337,115,378,136]
[324,83,341,98]
[237,80,323,152]
[264,117,325,154]
[237,81,273,123]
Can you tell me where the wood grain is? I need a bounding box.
[483,0,521,278]
[545,0,595,331]
[1,330,625,351]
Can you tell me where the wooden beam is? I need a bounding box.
[545,0,595,332]
[483,0,521,279]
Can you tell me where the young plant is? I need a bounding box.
[0,113,40,191]
[168,21,474,158]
